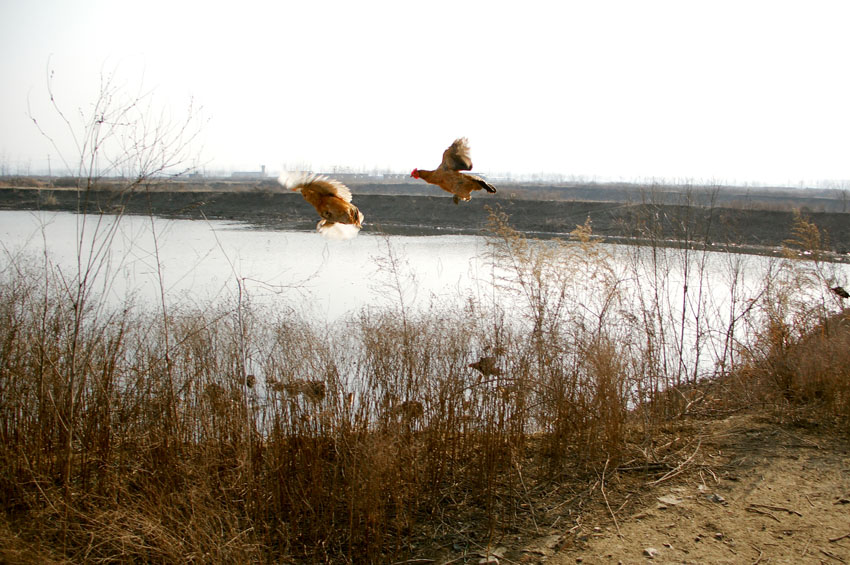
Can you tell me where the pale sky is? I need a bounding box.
[2,0,850,186]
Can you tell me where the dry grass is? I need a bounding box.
[731,213,850,425]
[0,208,847,562]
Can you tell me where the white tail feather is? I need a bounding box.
[317,220,361,240]
[277,171,312,190]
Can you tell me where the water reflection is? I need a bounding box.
[2,210,847,326]
[0,210,493,319]
[4,209,849,381]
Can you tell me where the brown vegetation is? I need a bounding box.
[0,204,847,562]
[6,65,847,560]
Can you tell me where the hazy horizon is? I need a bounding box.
[3,167,849,191]
[3,1,850,188]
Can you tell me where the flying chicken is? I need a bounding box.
[411,138,497,204]
[279,173,365,240]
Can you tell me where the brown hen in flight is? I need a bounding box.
[411,138,497,204]
[278,173,364,240]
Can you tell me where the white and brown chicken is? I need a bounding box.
[278,173,364,240]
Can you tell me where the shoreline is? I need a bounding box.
[1,186,848,263]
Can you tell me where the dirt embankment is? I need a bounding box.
[1,187,849,259]
[433,408,850,565]
[400,405,850,565]
[546,410,850,565]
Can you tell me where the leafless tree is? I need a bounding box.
[25,59,206,532]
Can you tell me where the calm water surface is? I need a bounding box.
[0,210,494,319]
[2,210,847,326]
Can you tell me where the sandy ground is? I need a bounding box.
[537,412,850,565]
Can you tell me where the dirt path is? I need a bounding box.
[547,413,850,564]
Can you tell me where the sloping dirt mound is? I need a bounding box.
[552,412,850,564]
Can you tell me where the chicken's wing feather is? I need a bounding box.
[440,138,473,171]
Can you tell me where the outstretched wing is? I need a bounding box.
[461,172,497,193]
[278,172,353,203]
[440,138,473,171]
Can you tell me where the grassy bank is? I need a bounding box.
[0,209,848,563]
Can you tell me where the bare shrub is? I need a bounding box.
[483,208,640,467]
[736,213,850,423]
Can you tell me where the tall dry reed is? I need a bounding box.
[1,202,848,562]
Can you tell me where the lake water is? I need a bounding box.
[4,208,850,382]
[0,210,496,320]
[2,210,847,358]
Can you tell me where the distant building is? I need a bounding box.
[382,173,412,181]
[323,172,415,184]
[231,165,266,179]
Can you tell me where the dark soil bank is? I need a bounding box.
[1,187,848,258]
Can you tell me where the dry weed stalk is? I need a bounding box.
[2,183,848,561]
